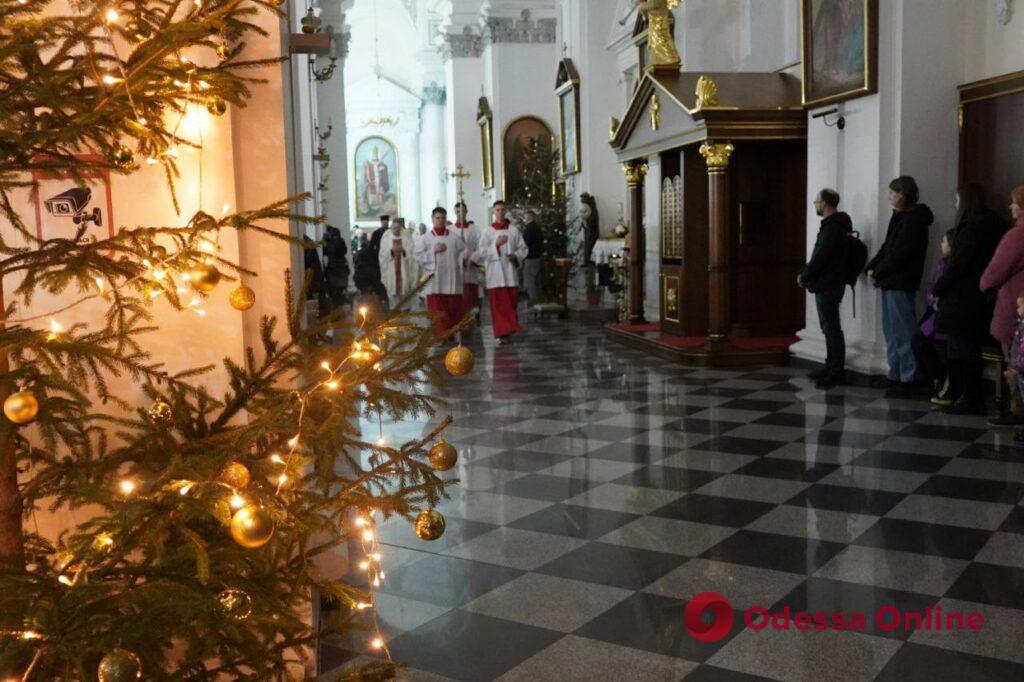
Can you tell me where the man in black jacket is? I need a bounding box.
[799,188,852,389]
[865,176,934,397]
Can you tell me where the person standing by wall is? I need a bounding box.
[799,188,852,389]
[865,176,934,397]
[521,209,544,307]
[980,185,1024,425]
[932,184,1004,415]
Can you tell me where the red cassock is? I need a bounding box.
[487,287,521,338]
[426,294,466,338]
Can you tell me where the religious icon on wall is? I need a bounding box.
[502,116,554,205]
[555,58,581,176]
[31,154,114,243]
[353,136,399,222]
[801,0,877,107]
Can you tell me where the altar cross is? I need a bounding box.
[449,164,471,204]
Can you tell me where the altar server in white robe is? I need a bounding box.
[417,207,468,344]
[476,200,527,345]
[453,201,483,319]
[378,217,416,304]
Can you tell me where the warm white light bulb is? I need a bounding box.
[370,637,384,649]
[230,494,245,510]
[105,8,118,23]
[119,479,136,495]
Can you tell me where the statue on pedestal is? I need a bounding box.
[635,0,682,69]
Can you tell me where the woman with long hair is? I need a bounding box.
[933,184,1005,414]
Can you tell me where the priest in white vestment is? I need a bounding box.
[378,218,416,304]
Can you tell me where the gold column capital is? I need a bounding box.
[622,162,649,187]
[699,141,734,173]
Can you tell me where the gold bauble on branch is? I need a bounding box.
[216,588,253,621]
[206,96,227,117]
[189,262,221,293]
[218,461,251,489]
[146,398,173,426]
[230,505,274,548]
[4,389,39,424]
[349,340,383,367]
[97,649,142,682]
[413,509,445,541]
[428,438,457,472]
[111,144,134,169]
[229,284,256,311]
[444,345,474,377]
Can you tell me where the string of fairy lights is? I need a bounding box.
[4,0,479,678]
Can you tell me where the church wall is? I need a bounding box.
[445,54,490,218]
[680,0,799,75]
[965,0,1024,82]
[793,0,966,376]
[484,41,560,205]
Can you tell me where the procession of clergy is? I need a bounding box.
[377,200,528,347]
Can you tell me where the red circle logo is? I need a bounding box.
[684,592,734,642]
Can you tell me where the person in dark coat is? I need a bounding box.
[865,176,934,396]
[322,225,350,314]
[933,184,1006,415]
[799,188,852,389]
[303,246,329,317]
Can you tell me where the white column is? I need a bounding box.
[419,82,447,215]
[441,27,487,212]
[316,2,352,245]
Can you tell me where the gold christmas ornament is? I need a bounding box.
[349,340,382,367]
[146,398,173,426]
[4,389,39,424]
[218,461,251,489]
[413,509,445,541]
[189,262,221,293]
[444,345,474,377]
[206,96,227,117]
[229,284,256,311]
[428,438,457,472]
[230,505,274,548]
[111,144,134,169]
[97,649,142,682]
[216,588,253,621]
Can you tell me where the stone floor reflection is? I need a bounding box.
[320,320,1024,681]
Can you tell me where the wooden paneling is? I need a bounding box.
[679,145,710,336]
[959,84,1024,222]
[728,139,807,336]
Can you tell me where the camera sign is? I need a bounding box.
[31,154,114,244]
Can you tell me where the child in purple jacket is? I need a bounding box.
[913,229,953,401]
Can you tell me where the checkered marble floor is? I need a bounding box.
[321,321,1024,681]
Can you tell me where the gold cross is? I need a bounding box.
[449,164,471,203]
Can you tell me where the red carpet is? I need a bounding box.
[608,323,798,350]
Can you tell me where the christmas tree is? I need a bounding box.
[508,135,573,302]
[0,0,458,678]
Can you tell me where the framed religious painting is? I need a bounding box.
[555,59,581,176]
[353,136,399,222]
[801,0,878,108]
[477,97,494,190]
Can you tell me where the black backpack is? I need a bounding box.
[842,230,868,316]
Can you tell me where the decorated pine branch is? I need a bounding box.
[0,0,473,678]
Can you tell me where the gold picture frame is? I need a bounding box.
[477,97,494,190]
[555,59,581,176]
[801,0,878,108]
[353,135,399,223]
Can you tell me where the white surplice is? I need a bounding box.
[378,230,417,298]
[476,223,528,290]
[453,221,483,286]
[416,228,466,296]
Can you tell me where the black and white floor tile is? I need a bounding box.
[321,321,1024,681]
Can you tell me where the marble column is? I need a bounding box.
[440,27,486,212]
[700,141,734,345]
[624,161,648,324]
[419,82,447,216]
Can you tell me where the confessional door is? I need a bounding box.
[660,174,684,336]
